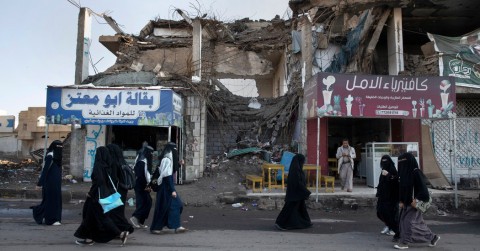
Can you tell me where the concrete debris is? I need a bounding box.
[130,61,144,72]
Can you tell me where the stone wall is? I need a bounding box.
[184,95,206,180]
[206,115,252,156]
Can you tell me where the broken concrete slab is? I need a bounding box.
[92,71,158,86]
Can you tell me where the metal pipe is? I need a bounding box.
[316,117,320,202]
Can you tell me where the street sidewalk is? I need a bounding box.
[0,178,478,213]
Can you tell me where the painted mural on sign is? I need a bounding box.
[0,116,15,133]
[304,73,456,119]
[83,125,105,181]
[46,87,183,127]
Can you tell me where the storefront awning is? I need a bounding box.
[46,86,183,127]
[304,72,456,119]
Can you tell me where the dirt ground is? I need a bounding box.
[0,154,265,207]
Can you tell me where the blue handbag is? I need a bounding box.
[98,174,124,213]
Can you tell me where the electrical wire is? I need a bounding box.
[383,23,429,36]
[66,0,81,9]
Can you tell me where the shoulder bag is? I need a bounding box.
[416,196,432,213]
[98,174,124,213]
[413,168,432,213]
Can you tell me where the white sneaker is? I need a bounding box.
[139,224,149,229]
[381,226,389,234]
[52,221,61,226]
[394,243,409,249]
[129,216,140,228]
[175,226,188,233]
[386,230,395,236]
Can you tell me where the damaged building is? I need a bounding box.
[48,0,480,187]
[288,0,480,187]
[49,7,299,181]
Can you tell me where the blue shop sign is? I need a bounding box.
[46,86,183,127]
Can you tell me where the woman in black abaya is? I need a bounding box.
[376,155,399,240]
[275,154,312,230]
[394,152,440,249]
[32,140,63,226]
[74,146,129,246]
[106,144,134,234]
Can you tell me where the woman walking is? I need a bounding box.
[376,155,399,240]
[150,142,187,234]
[275,154,312,230]
[106,144,134,234]
[74,146,129,246]
[130,145,154,229]
[394,152,440,249]
[31,140,63,226]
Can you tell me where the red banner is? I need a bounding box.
[304,73,456,119]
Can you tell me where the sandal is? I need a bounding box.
[120,231,129,245]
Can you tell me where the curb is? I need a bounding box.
[1,188,478,213]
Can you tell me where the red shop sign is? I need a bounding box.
[304,73,456,119]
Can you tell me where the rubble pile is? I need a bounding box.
[0,159,37,169]
[208,89,300,145]
[0,158,39,187]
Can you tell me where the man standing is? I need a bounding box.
[336,139,356,192]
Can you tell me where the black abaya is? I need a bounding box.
[376,155,399,236]
[275,154,312,230]
[74,147,128,243]
[32,153,62,225]
[106,144,134,234]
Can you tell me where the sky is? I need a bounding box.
[0,0,291,124]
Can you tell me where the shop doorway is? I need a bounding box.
[107,125,181,168]
[327,118,391,158]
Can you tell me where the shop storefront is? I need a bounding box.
[304,72,456,185]
[46,86,183,181]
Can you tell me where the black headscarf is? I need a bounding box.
[89,146,113,199]
[47,140,63,166]
[398,152,429,205]
[106,143,126,185]
[376,155,399,202]
[137,145,154,172]
[158,142,179,173]
[285,154,311,202]
[381,155,397,175]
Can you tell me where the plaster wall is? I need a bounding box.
[257,79,274,97]
[16,107,70,157]
[136,48,192,75]
[214,45,274,77]
[0,134,19,155]
[272,52,287,97]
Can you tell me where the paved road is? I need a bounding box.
[0,200,479,250]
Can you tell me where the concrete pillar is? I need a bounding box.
[387,8,404,75]
[184,95,206,181]
[74,7,92,85]
[71,7,91,180]
[300,17,313,81]
[300,16,313,155]
[192,19,202,79]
